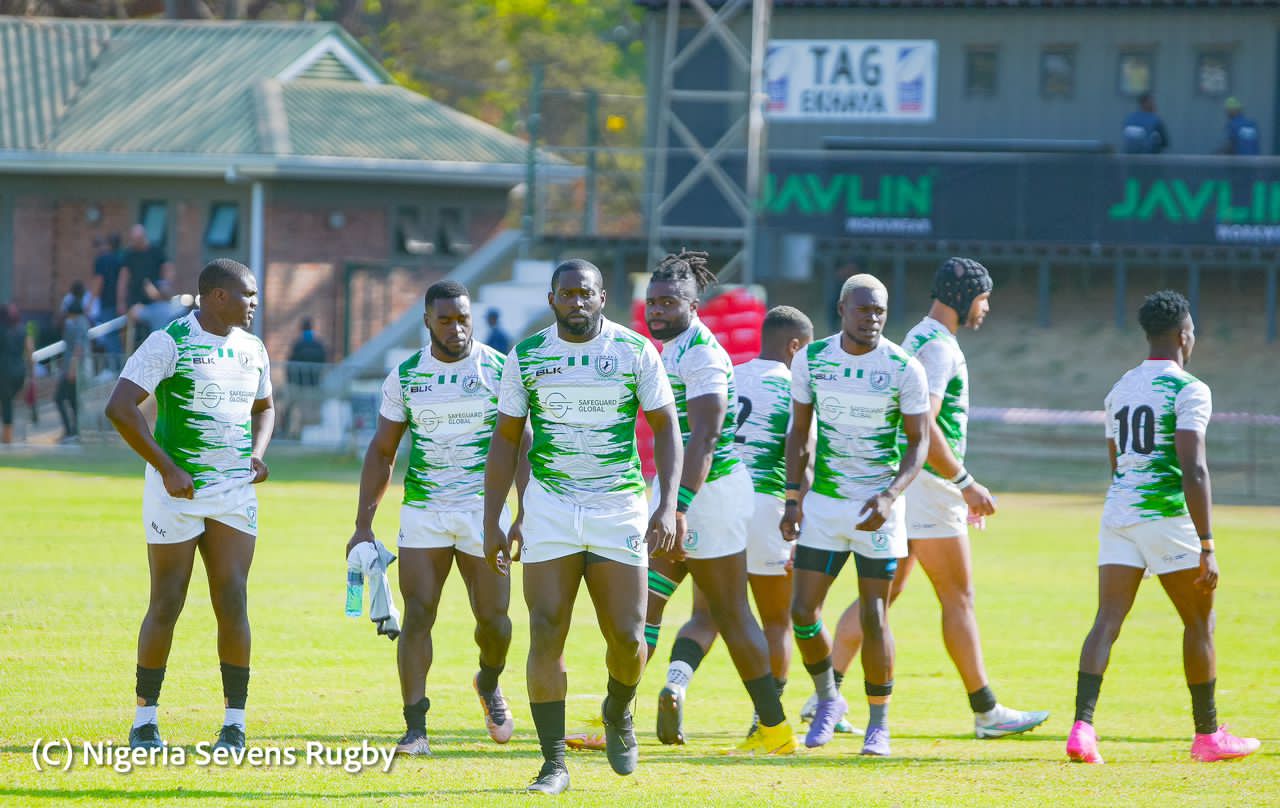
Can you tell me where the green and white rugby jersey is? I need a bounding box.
[1102,360,1211,526]
[120,312,271,492]
[791,335,929,504]
[379,343,504,511]
[499,318,673,509]
[903,316,968,476]
[733,357,791,499]
[661,317,741,483]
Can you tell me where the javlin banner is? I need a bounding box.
[764,40,938,123]
[757,155,1280,247]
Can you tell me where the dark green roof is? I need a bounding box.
[0,18,549,184]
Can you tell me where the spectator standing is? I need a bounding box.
[0,304,31,444]
[484,308,511,354]
[1122,93,1169,154]
[55,291,91,443]
[285,318,327,437]
[118,224,172,354]
[1219,98,1261,155]
[93,234,124,362]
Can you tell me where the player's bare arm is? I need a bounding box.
[249,393,274,484]
[1176,428,1217,592]
[105,377,193,499]
[857,410,929,531]
[781,398,814,542]
[483,411,527,575]
[645,401,683,556]
[346,415,408,556]
[506,425,534,562]
[922,394,995,517]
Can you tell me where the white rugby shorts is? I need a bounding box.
[905,471,969,539]
[797,491,907,560]
[1097,515,1201,576]
[142,467,258,544]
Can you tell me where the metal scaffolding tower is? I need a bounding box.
[645,0,771,284]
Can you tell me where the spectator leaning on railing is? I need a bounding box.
[0,303,32,445]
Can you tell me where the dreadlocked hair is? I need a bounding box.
[652,249,719,296]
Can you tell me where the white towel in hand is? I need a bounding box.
[346,540,402,640]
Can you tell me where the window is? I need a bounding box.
[1117,49,1154,97]
[964,47,999,98]
[139,201,168,248]
[436,207,469,257]
[394,205,432,256]
[1040,46,1076,100]
[1196,49,1232,97]
[205,203,239,249]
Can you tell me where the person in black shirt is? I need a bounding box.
[119,224,172,354]
[284,318,328,437]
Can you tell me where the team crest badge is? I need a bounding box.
[246,505,258,529]
[462,375,481,394]
[597,356,617,378]
[871,531,888,550]
[238,351,255,371]
[683,530,699,551]
[626,534,642,554]
[870,370,890,391]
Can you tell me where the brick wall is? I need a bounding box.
[12,197,54,311]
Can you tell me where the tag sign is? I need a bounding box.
[765,40,937,122]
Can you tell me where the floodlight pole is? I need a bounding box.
[522,63,544,259]
[743,0,771,286]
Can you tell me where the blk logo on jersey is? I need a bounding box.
[534,366,563,378]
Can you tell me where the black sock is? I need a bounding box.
[403,697,429,733]
[219,663,249,710]
[136,665,165,707]
[968,685,998,714]
[476,662,504,694]
[774,677,787,699]
[530,700,567,767]
[669,636,706,671]
[833,669,845,690]
[604,676,637,722]
[1074,671,1103,725]
[744,674,786,728]
[803,657,833,676]
[1189,679,1217,735]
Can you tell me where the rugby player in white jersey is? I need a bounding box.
[636,304,812,742]
[346,280,525,756]
[1067,290,1260,764]
[806,258,1048,739]
[640,252,796,755]
[783,274,929,756]
[106,259,274,753]
[484,259,683,794]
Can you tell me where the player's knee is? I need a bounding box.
[147,590,187,626]
[527,608,566,652]
[791,600,819,629]
[939,585,975,615]
[476,612,512,644]
[858,600,888,639]
[402,595,440,631]
[608,624,646,662]
[210,580,248,622]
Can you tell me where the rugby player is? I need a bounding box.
[484,259,683,794]
[106,259,273,753]
[805,259,1048,739]
[783,274,929,756]
[640,252,796,755]
[1067,290,1260,764]
[346,281,523,756]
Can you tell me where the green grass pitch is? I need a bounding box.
[1,454,1277,806]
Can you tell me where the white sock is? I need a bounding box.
[666,661,694,693]
[224,708,246,730]
[133,705,158,729]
